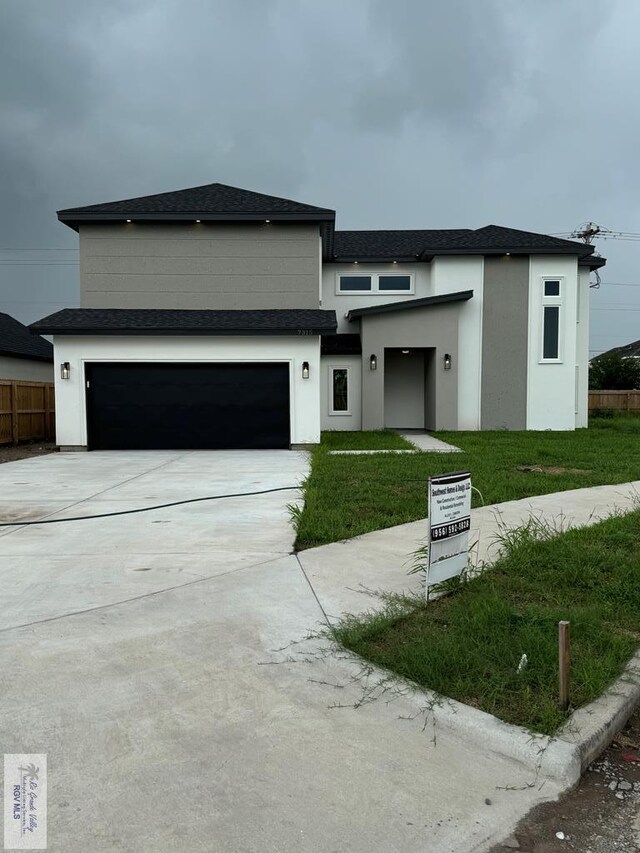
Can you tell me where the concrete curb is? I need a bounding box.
[332,648,640,786]
[555,651,640,773]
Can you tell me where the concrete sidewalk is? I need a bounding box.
[2,455,637,852]
[298,479,640,621]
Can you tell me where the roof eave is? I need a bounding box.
[347,289,473,320]
[430,246,594,258]
[579,255,607,270]
[30,327,336,337]
[330,255,422,264]
[57,211,336,231]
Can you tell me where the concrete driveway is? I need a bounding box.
[0,452,555,852]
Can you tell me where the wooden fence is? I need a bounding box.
[589,390,640,414]
[0,380,55,445]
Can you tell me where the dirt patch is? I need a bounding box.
[516,465,593,476]
[490,710,640,852]
[0,442,57,465]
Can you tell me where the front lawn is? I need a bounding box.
[294,418,640,550]
[334,510,640,735]
[320,430,413,451]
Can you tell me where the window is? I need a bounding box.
[378,275,412,292]
[338,276,372,292]
[541,277,563,362]
[330,367,349,414]
[337,273,414,295]
[542,306,560,359]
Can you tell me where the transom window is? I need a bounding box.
[330,367,350,415]
[337,273,413,294]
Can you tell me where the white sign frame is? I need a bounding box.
[427,471,471,593]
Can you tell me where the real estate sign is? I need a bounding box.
[427,471,472,590]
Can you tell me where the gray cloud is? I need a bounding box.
[1,0,639,351]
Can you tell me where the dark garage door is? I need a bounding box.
[85,362,290,450]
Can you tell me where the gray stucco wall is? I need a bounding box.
[79,222,321,309]
[359,302,460,431]
[481,256,529,430]
[0,356,54,382]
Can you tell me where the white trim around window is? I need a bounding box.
[540,277,564,363]
[328,365,350,415]
[336,272,414,295]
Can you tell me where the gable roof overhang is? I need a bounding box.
[347,290,473,321]
[30,308,338,337]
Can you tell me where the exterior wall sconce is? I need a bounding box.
[369,354,377,371]
[60,362,70,380]
[301,361,310,379]
[443,353,452,371]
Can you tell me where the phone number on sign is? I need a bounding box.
[431,517,471,540]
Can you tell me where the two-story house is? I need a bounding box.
[30,183,605,450]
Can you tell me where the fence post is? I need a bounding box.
[559,620,570,712]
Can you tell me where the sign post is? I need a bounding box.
[427,471,472,595]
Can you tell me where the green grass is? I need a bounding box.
[334,510,640,735]
[294,418,640,550]
[320,430,413,451]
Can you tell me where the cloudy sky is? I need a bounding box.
[2,0,640,355]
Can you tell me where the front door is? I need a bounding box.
[383,349,425,428]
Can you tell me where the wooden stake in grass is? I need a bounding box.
[559,620,570,712]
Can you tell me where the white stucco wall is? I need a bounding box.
[52,336,321,447]
[526,256,579,430]
[0,356,54,382]
[576,268,591,428]
[322,263,432,333]
[320,355,362,431]
[431,256,484,430]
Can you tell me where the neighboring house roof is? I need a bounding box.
[320,334,362,356]
[30,308,337,336]
[347,290,473,320]
[333,225,598,263]
[0,312,53,362]
[594,339,640,360]
[58,183,336,229]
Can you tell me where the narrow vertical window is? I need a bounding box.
[541,278,563,362]
[542,306,560,359]
[330,368,349,414]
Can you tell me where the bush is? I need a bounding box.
[590,352,640,390]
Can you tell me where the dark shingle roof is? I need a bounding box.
[333,230,472,260]
[333,225,596,261]
[321,334,362,356]
[30,308,337,336]
[58,183,335,228]
[595,339,640,360]
[0,312,53,362]
[347,291,473,320]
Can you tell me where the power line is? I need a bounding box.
[0,248,76,251]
